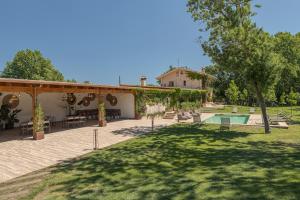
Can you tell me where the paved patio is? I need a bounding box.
[0,118,176,183]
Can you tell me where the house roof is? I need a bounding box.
[119,84,203,91]
[156,66,216,80]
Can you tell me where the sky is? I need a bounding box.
[0,0,300,85]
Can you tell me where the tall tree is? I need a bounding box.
[187,0,283,133]
[239,88,248,105]
[274,32,300,97]
[225,80,239,105]
[1,49,64,81]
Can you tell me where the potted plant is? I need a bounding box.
[98,102,106,127]
[33,104,45,140]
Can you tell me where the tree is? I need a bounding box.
[274,32,300,97]
[1,49,64,81]
[279,92,286,106]
[187,0,283,133]
[66,79,77,83]
[239,88,248,105]
[225,80,239,105]
[147,111,164,131]
[286,89,299,116]
[265,87,277,106]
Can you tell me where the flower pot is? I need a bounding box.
[99,120,107,127]
[33,131,44,140]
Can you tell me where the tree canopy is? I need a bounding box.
[1,49,64,81]
[187,0,284,133]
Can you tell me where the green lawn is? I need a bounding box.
[19,123,300,200]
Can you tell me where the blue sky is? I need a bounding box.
[0,0,299,85]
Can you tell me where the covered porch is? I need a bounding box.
[0,78,137,139]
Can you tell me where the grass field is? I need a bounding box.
[6,122,298,200]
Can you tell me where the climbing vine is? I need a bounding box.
[134,88,207,116]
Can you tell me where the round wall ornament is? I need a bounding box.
[2,94,19,109]
[67,93,77,105]
[82,97,91,107]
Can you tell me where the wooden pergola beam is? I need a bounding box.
[0,85,131,95]
[0,86,32,94]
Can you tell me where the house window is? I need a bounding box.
[168,81,174,87]
[183,80,186,86]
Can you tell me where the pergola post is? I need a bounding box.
[32,87,37,124]
[31,87,44,140]
[97,92,107,127]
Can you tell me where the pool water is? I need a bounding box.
[205,114,250,125]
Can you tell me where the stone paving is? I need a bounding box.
[247,114,263,125]
[0,118,176,183]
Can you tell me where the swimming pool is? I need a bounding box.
[205,114,250,125]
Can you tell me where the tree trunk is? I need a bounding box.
[151,118,154,131]
[254,84,271,134]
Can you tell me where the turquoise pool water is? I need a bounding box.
[205,114,250,125]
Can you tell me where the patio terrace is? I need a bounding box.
[0,118,176,183]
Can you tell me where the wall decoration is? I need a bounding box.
[110,96,118,106]
[67,93,76,105]
[82,97,91,107]
[77,93,96,107]
[106,93,118,106]
[77,100,83,106]
[2,94,19,109]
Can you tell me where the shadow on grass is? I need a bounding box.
[46,124,300,200]
[111,125,166,137]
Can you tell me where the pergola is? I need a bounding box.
[0,78,173,125]
[0,78,135,122]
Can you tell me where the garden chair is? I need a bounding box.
[183,112,193,119]
[192,113,202,123]
[177,113,189,121]
[232,107,238,113]
[249,107,255,114]
[278,111,292,121]
[268,115,288,124]
[220,117,231,130]
[44,121,51,133]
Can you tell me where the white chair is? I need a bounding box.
[220,117,231,130]
[183,112,193,119]
[232,107,238,113]
[193,113,202,123]
[249,107,255,114]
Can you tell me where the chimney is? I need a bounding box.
[140,76,147,86]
